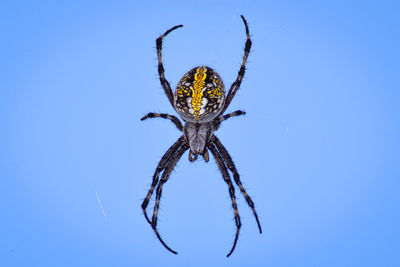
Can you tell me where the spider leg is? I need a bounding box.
[222,15,252,114]
[142,136,184,225]
[208,143,241,257]
[213,110,246,131]
[141,112,183,131]
[213,136,262,234]
[151,143,188,254]
[157,24,183,108]
[218,110,246,123]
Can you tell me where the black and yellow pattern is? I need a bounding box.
[142,15,261,257]
[174,66,225,122]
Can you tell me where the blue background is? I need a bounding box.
[1,0,399,266]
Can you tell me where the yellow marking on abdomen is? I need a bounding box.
[191,67,207,120]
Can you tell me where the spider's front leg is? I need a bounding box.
[207,142,242,257]
[151,143,188,254]
[141,137,184,225]
[213,136,262,233]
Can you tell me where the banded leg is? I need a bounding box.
[213,136,262,234]
[213,110,246,131]
[142,136,184,224]
[208,143,241,257]
[152,144,188,254]
[156,24,183,107]
[218,110,246,123]
[141,112,183,131]
[222,15,252,114]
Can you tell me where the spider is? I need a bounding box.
[141,15,262,257]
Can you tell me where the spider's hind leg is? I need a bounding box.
[213,110,246,131]
[141,112,183,131]
[156,24,183,108]
[219,110,246,122]
[221,15,252,114]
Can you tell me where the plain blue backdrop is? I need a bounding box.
[1,0,399,266]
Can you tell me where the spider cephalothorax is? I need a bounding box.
[176,66,226,161]
[141,15,262,257]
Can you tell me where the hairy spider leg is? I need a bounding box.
[141,112,183,131]
[213,136,262,234]
[222,15,252,114]
[217,110,246,123]
[151,144,188,254]
[142,15,259,257]
[208,142,241,257]
[157,24,183,108]
[141,137,184,224]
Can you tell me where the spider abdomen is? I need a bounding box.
[174,66,225,122]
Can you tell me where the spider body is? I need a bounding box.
[175,66,225,123]
[183,121,213,162]
[141,15,262,257]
